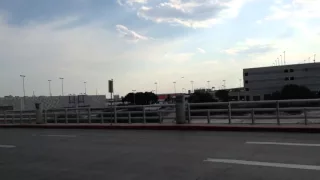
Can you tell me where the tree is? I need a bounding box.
[270,84,316,100]
[215,90,229,102]
[188,92,216,103]
[123,92,158,105]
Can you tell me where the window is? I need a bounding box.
[245,80,248,84]
[290,69,294,72]
[285,77,289,81]
[78,95,85,103]
[245,88,249,91]
[290,77,295,80]
[244,72,248,76]
[284,69,288,73]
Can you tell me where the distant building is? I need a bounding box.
[0,95,106,111]
[243,62,320,101]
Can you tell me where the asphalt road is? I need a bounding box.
[1,129,320,180]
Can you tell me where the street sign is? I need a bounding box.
[108,80,113,93]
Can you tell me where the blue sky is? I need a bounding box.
[0,0,319,97]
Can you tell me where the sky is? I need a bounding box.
[0,0,319,97]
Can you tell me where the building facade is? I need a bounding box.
[0,95,106,111]
[243,62,320,101]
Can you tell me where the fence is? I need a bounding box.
[1,99,320,125]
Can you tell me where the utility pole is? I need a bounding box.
[84,81,87,95]
[48,80,52,96]
[59,77,64,96]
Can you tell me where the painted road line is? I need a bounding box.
[0,144,16,148]
[246,141,320,147]
[204,158,320,171]
[40,135,77,138]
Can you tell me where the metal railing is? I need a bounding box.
[1,99,320,125]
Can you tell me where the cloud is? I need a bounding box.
[118,0,148,6]
[224,39,276,55]
[115,24,149,42]
[197,48,206,53]
[264,0,320,21]
[134,0,251,28]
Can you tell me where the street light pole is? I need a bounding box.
[173,82,176,94]
[20,75,26,110]
[223,80,226,89]
[48,80,52,96]
[84,82,87,95]
[190,81,194,93]
[155,82,158,94]
[59,77,64,96]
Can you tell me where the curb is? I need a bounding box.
[1,124,320,133]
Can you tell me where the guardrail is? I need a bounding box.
[1,99,320,125]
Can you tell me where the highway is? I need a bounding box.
[1,129,320,180]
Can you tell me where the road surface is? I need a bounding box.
[1,129,320,180]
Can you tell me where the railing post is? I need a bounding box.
[114,106,117,123]
[128,112,131,124]
[159,112,162,124]
[143,106,146,124]
[76,109,79,124]
[12,112,14,123]
[304,108,308,125]
[187,103,191,124]
[4,111,7,124]
[44,110,47,124]
[251,108,255,125]
[228,102,232,124]
[65,109,68,124]
[88,108,91,124]
[20,111,22,124]
[54,112,57,124]
[101,112,104,124]
[276,101,280,125]
[207,110,210,124]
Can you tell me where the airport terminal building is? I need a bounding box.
[242,62,320,101]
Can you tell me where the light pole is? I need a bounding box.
[173,82,176,94]
[223,80,226,89]
[48,80,52,96]
[84,82,87,95]
[132,90,136,105]
[59,77,64,96]
[190,81,194,93]
[20,75,26,110]
[154,82,158,94]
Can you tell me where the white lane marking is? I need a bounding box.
[204,158,320,171]
[39,135,77,138]
[0,145,16,148]
[246,141,320,147]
